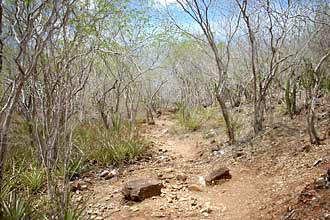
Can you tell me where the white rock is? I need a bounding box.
[199,176,206,186]
[100,170,109,177]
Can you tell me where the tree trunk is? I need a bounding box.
[146,105,155,125]
[0,122,9,187]
[254,95,265,135]
[216,94,235,144]
[0,0,2,75]
[0,83,24,187]
[307,93,320,144]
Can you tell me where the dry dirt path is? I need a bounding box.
[83,114,272,220]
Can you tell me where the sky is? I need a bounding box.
[150,0,237,38]
[154,0,179,6]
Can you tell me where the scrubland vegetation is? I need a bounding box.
[0,0,329,219]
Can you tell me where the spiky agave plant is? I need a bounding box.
[0,192,32,220]
[20,166,45,193]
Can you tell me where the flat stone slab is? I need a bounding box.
[205,167,232,185]
[122,178,163,201]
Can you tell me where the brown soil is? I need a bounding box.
[75,100,330,220]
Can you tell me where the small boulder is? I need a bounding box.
[122,179,163,201]
[100,170,110,178]
[205,167,231,185]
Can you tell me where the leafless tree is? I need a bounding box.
[235,0,296,135]
[0,0,65,187]
[174,0,239,143]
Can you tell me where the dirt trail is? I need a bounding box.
[84,114,272,220]
[144,115,269,219]
[146,116,201,160]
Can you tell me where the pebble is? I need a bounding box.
[130,207,139,212]
[188,184,203,192]
[100,170,110,177]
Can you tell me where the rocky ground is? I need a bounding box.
[70,101,330,220]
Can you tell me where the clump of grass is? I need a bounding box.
[199,106,224,129]
[75,120,146,166]
[175,101,201,131]
[275,99,288,115]
[66,157,89,181]
[0,192,32,220]
[63,206,86,220]
[20,166,45,194]
[174,100,225,132]
[35,192,87,220]
[176,110,201,131]
[93,137,145,165]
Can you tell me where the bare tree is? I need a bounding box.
[235,0,295,135]
[0,0,63,186]
[303,50,330,144]
[175,0,237,143]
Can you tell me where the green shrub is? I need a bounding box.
[175,101,201,131]
[67,158,89,180]
[74,122,146,166]
[88,132,145,165]
[0,192,32,220]
[20,166,45,194]
[110,113,122,134]
[63,206,86,220]
[321,74,330,93]
[174,101,225,131]
[9,120,35,166]
[176,110,201,131]
[37,193,87,220]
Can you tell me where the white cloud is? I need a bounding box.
[155,0,178,6]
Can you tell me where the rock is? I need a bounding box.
[122,179,163,201]
[201,207,212,214]
[75,195,83,202]
[190,199,198,207]
[104,175,112,180]
[301,144,312,153]
[188,184,203,192]
[171,184,183,190]
[107,169,117,180]
[205,167,231,185]
[210,139,217,144]
[100,170,110,178]
[202,212,209,217]
[164,168,174,173]
[166,196,173,203]
[213,150,225,157]
[234,151,244,158]
[205,130,217,139]
[70,181,81,192]
[81,185,88,190]
[313,158,323,167]
[176,174,188,182]
[211,145,219,152]
[199,176,206,186]
[179,197,188,202]
[130,207,139,212]
[70,173,80,181]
